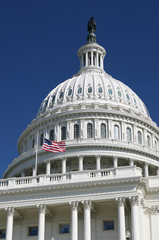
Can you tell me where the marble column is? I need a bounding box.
[5,207,14,240]
[37,204,46,240]
[129,196,140,240]
[96,155,101,170]
[113,156,118,168]
[62,157,66,174]
[130,158,134,166]
[78,155,84,171]
[70,201,79,240]
[116,197,126,240]
[144,163,149,177]
[46,160,51,175]
[83,200,92,240]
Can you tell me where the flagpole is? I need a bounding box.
[35,131,39,176]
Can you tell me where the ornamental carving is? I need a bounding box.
[150,205,159,214]
[38,204,46,214]
[116,197,125,207]
[69,201,79,211]
[129,196,139,206]
[82,200,92,210]
[5,207,14,217]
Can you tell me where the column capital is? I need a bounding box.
[5,207,14,217]
[129,196,139,206]
[113,155,118,160]
[116,197,125,207]
[37,204,46,214]
[95,154,101,160]
[82,200,92,210]
[69,201,79,211]
[61,157,66,161]
[150,205,159,215]
[78,155,84,160]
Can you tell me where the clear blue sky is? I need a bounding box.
[0,0,159,178]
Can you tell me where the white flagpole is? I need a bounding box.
[35,131,39,176]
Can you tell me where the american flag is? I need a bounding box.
[42,138,66,153]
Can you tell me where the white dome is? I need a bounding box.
[37,71,150,119]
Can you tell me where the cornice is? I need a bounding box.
[0,175,141,196]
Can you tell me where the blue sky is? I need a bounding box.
[0,0,159,178]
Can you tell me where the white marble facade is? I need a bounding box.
[1,20,159,240]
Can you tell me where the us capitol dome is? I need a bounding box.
[1,18,159,240]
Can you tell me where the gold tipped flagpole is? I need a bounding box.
[34,131,39,176]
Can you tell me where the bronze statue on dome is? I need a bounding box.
[87,17,96,33]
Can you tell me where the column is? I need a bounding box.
[83,200,92,240]
[144,163,149,177]
[129,196,140,240]
[130,158,134,166]
[81,55,84,68]
[96,155,101,170]
[78,155,84,171]
[113,156,118,168]
[5,207,14,240]
[100,54,103,69]
[70,201,79,240]
[116,197,126,240]
[140,199,145,240]
[85,52,88,66]
[46,160,51,175]
[21,170,25,177]
[62,157,66,174]
[150,205,159,240]
[91,51,93,65]
[157,167,159,176]
[37,204,46,240]
[96,52,99,66]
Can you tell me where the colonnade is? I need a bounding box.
[5,196,142,240]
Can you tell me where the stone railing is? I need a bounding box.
[0,166,142,190]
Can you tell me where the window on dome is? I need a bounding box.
[77,87,82,94]
[133,97,137,104]
[40,134,44,146]
[114,125,119,140]
[32,138,35,148]
[28,226,38,236]
[50,129,54,141]
[98,86,103,93]
[59,224,70,234]
[52,94,56,103]
[61,126,66,140]
[118,90,122,97]
[87,123,93,138]
[68,88,72,96]
[147,135,151,147]
[101,124,106,138]
[137,131,142,145]
[103,220,115,231]
[74,124,79,139]
[155,140,158,150]
[88,86,92,93]
[126,127,132,142]
[59,91,63,99]
[108,87,113,95]
[0,229,6,238]
[126,93,130,100]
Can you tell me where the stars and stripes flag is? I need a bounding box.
[42,138,66,153]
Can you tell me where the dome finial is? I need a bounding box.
[87,17,97,43]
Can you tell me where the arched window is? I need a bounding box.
[87,123,93,138]
[126,127,132,142]
[32,138,35,148]
[147,135,151,147]
[74,124,79,139]
[155,140,158,150]
[61,126,66,140]
[50,129,54,141]
[101,124,106,138]
[114,125,119,140]
[40,134,44,146]
[137,131,142,144]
